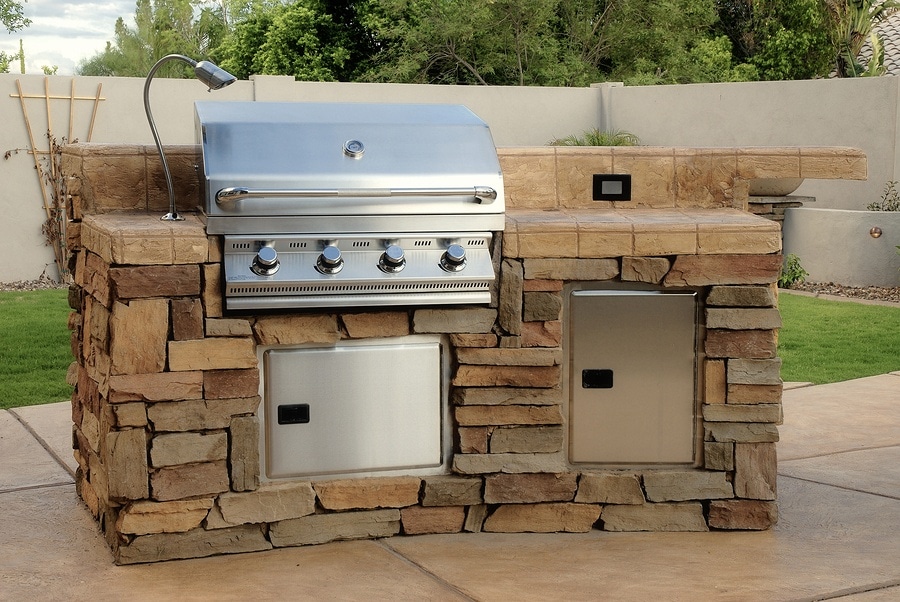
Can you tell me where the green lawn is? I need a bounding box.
[0,288,897,410]
[0,288,73,410]
[777,292,900,384]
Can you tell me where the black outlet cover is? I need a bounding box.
[582,369,614,389]
[278,404,310,424]
[592,174,631,201]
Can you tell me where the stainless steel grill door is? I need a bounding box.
[569,290,697,465]
[264,339,443,478]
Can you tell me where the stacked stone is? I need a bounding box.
[748,196,814,223]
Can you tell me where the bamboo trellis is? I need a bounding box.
[9,77,105,281]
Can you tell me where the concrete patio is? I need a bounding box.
[1,373,898,601]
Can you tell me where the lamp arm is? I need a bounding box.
[144,54,197,221]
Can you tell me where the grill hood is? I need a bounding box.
[196,101,506,235]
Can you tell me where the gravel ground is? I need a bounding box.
[0,276,70,292]
[787,281,900,304]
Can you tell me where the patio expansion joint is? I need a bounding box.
[7,407,76,479]
[779,443,900,463]
[376,539,479,602]
[0,481,74,495]
[795,579,900,602]
[776,473,900,502]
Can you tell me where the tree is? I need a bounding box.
[1,0,30,32]
[77,0,228,77]
[828,0,900,77]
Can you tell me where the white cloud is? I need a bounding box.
[1,0,135,75]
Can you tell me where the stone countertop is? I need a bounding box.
[80,208,781,267]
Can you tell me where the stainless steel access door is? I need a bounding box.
[263,337,445,479]
[569,289,697,465]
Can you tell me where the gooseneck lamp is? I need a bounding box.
[143,54,237,221]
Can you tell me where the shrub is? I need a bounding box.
[779,253,808,288]
[867,181,900,211]
[549,128,640,146]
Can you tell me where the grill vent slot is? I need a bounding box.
[229,281,488,295]
[351,241,370,248]
[231,242,251,250]
[288,242,307,249]
[413,240,432,247]
[467,239,486,247]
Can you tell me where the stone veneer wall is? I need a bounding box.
[61,144,865,564]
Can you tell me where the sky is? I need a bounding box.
[1,0,136,75]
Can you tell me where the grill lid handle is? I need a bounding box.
[215,186,497,206]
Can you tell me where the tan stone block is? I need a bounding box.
[484,473,577,504]
[269,510,401,547]
[737,148,800,180]
[109,265,201,299]
[698,227,782,255]
[707,285,777,307]
[209,422,246,490]
[108,371,203,403]
[314,477,421,511]
[521,320,562,347]
[168,338,257,371]
[633,224,697,256]
[523,279,564,292]
[734,442,777,500]
[146,397,260,432]
[643,471,733,502]
[253,314,340,346]
[518,231,579,258]
[498,148,557,210]
[483,502,600,533]
[523,291,562,322]
[555,148,614,208]
[727,383,783,404]
[458,426,490,454]
[612,148,676,207]
[664,254,783,286]
[706,308,782,330]
[455,405,562,427]
[799,147,867,180]
[82,150,147,212]
[452,387,561,406]
[703,404,782,423]
[171,298,204,341]
[674,150,718,208]
[413,308,498,334]
[202,263,222,318]
[151,461,230,501]
[80,409,101,453]
[207,235,223,264]
[704,442,734,471]
[111,402,148,428]
[523,258,619,281]
[422,476,484,506]
[204,369,260,400]
[117,498,214,535]
[150,431,228,468]
[452,365,560,388]
[455,347,561,367]
[708,499,778,530]
[704,423,779,443]
[727,358,783,385]
[217,481,316,524]
[705,329,777,359]
[82,251,111,307]
[575,473,645,504]
[341,312,410,338]
[576,219,634,258]
[490,426,563,453]
[116,524,271,564]
[401,505,466,534]
[105,428,149,500]
[621,256,671,284]
[601,502,708,531]
[499,258,523,336]
[464,504,489,532]
[449,333,498,348]
[452,453,566,474]
[705,359,726,404]
[205,318,253,337]
[109,299,168,375]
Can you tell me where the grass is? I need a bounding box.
[0,288,73,410]
[778,292,900,384]
[0,289,897,410]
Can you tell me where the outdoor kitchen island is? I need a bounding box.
[62,143,866,564]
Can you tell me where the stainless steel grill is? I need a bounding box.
[195,101,505,310]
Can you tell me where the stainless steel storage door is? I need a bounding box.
[569,290,697,465]
[263,339,444,478]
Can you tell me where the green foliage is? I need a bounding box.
[779,253,808,288]
[830,0,900,78]
[778,293,900,384]
[0,289,72,410]
[549,128,640,146]
[868,181,900,211]
[1,0,30,33]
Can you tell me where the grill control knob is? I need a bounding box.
[379,244,405,273]
[440,244,467,272]
[316,245,344,274]
[251,246,279,276]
